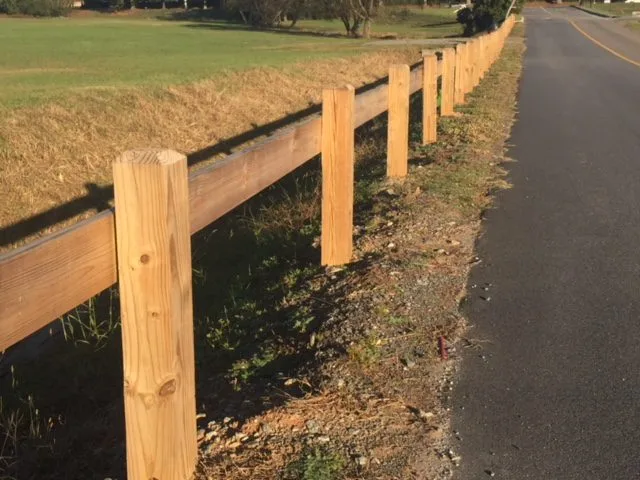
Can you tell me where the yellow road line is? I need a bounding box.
[570,20,640,68]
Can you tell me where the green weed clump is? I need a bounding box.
[285,447,345,480]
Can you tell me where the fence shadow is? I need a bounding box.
[0,76,392,250]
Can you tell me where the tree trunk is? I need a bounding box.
[161,0,165,8]
[202,0,207,9]
[341,15,351,35]
[183,0,188,9]
[350,17,362,37]
[362,17,371,38]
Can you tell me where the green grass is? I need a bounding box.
[585,2,640,16]
[0,17,361,108]
[0,7,460,108]
[293,6,460,38]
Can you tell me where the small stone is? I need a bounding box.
[223,417,232,424]
[447,239,461,246]
[354,455,368,467]
[403,357,416,368]
[485,470,496,477]
[387,221,394,227]
[480,296,491,302]
[387,242,396,250]
[204,444,217,455]
[260,422,273,435]
[317,435,331,444]
[306,419,321,434]
[418,410,435,420]
[437,248,447,254]
[336,378,346,389]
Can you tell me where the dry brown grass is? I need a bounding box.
[0,47,421,250]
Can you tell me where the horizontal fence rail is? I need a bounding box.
[0,16,516,480]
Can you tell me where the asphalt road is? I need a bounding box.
[453,8,640,480]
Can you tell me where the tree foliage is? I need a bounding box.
[0,0,73,15]
[457,0,521,35]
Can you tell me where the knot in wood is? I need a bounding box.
[159,379,177,397]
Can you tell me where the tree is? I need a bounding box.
[322,0,380,38]
[456,0,521,35]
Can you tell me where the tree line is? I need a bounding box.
[1,0,426,37]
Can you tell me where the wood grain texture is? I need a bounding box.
[0,211,116,353]
[422,54,438,145]
[441,47,456,116]
[321,85,355,266]
[387,64,410,179]
[113,149,197,480]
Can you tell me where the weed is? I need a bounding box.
[284,447,345,480]
[348,334,382,367]
[60,290,118,349]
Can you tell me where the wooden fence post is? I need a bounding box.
[441,48,455,116]
[473,38,480,88]
[321,85,355,267]
[454,42,465,105]
[387,64,410,178]
[463,41,472,95]
[422,53,438,145]
[113,149,197,480]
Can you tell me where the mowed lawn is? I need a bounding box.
[0,7,460,108]
[0,19,363,107]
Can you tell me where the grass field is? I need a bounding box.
[587,2,640,16]
[0,7,460,108]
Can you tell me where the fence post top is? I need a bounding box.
[115,149,186,166]
[325,84,355,93]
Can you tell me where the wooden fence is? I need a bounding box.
[0,16,515,480]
